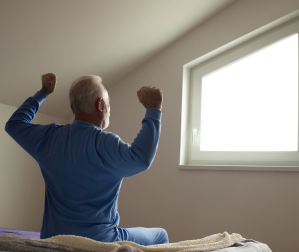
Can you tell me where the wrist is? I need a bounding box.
[145,108,162,120]
[40,88,50,97]
[146,106,162,111]
[33,91,47,104]
[153,106,162,111]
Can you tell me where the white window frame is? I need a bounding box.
[180,12,299,172]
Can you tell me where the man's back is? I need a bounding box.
[37,121,123,241]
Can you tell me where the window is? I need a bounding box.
[180,15,299,171]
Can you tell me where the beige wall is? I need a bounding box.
[1,0,299,251]
[0,102,66,231]
[107,0,299,251]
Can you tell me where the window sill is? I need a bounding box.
[179,164,299,172]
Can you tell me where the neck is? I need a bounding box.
[74,111,104,129]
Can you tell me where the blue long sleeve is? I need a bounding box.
[5,91,162,241]
[5,91,49,160]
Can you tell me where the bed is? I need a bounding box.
[0,227,40,239]
[0,227,272,252]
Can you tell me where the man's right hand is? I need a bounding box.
[40,73,57,96]
[137,86,163,111]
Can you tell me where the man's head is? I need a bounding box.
[69,75,110,129]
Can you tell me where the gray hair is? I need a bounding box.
[69,75,105,114]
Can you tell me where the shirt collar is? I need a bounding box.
[72,120,102,131]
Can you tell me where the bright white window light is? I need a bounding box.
[200,34,298,151]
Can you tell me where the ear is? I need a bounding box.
[96,98,104,112]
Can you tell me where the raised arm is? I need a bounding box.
[5,73,57,159]
[100,86,163,178]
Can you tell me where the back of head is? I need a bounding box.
[69,75,104,114]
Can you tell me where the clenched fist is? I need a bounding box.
[40,73,57,96]
[137,86,163,110]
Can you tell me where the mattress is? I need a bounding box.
[0,227,40,239]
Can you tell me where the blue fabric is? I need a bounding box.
[117,227,169,246]
[5,91,166,245]
[0,228,40,239]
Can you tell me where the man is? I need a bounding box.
[5,73,168,245]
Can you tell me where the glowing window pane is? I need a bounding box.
[200,34,298,151]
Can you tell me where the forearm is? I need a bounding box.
[130,108,162,166]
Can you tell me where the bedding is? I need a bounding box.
[0,229,272,252]
[0,227,40,239]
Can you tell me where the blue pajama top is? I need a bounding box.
[5,91,162,242]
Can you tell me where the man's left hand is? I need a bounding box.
[40,73,57,96]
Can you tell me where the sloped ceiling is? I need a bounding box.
[0,0,235,119]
